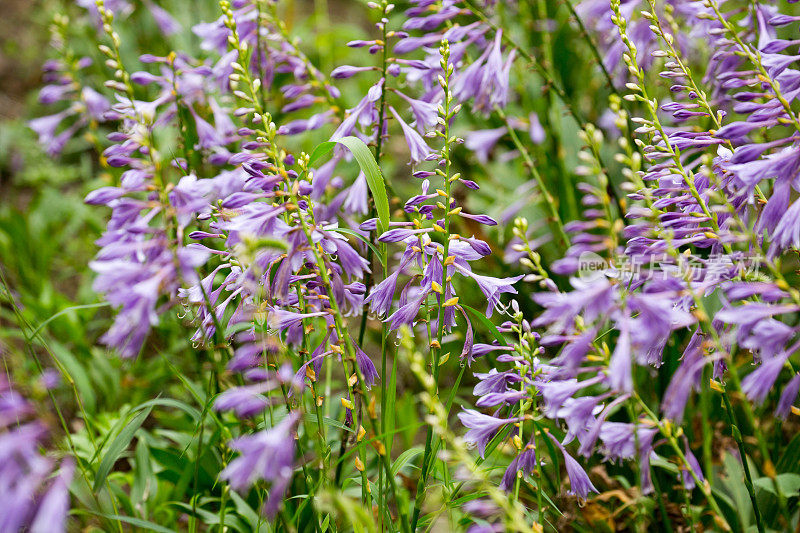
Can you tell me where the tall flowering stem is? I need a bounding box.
[411,38,458,531]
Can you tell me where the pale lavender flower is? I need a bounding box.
[548,432,598,499]
[390,106,434,163]
[464,127,507,163]
[528,112,545,144]
[499,444,537,492]
[458,409,517,458]
[145,1,181,35]
[222,412,300,518]
[355,342,379,389]
[453,264,522,317]
[742,351,792,405]
[776,373,800,419]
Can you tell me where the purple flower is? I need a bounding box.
[396,91,439,132]
[267,309,327,331]
[222,412,300,518]
[607,322,632,393]
[742,351,791,405]
[29,459,74,533]
[538,376,603,418]
[81,87,111,119]
[453,264,522,317]
[145,1,181,35]
[464,127,506,163]
[387,288,430,330]
[0,377,73,532]
[681,438,704,490]
[365,270,402,317]
[343,171,369,215]
[547,432,598,499]
[661,331,709,423]
[458,409,516,458]
[390,106,434,163]
[528,112,545,144]
[770,197,800,256]
[499,444,537,492]
[776,373,800,419]
[354,342,379,389]
[215,384,272,418]
[331,65,376,79]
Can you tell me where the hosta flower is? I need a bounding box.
[0,376,73,532]
[458,409,519,458]
[547,433,597,500]
[222,412,300,517]
[390,106,435,163]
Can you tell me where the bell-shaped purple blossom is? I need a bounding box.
[548,432,598,499]
[222,412,300,518]
[776,373,800,419]
[464,127,507,163]
[499,444,537,492]
[390,106,434,163]
[458,409,517,458]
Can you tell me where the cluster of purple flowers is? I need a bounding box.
[0,374,73,532]
[455,0,800,514]
[29,0,800,529]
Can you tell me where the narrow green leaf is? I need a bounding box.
[777,432,800,474]
[28,302,109,340]
[386,347,398,457]
[229,491,271,532]
[49,341,96,413]
[461,304,506,345]
[170,501,249,532]
[131,397,202,422]
[539,489,564,517]
[307,141,337,168]
[335,136,389,234]
[93,406,153,492]
[309,137,390,234]
[391,447,425,476]
[89,513,174,533]
[131,437,157,513]
[303,414,355,434]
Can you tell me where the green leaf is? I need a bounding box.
[391,446,425,476]
[303,414,355,434]
[229,491,271,532]
[461,304,506,345]
[309,137,390,234]
[320,492,377,533]
[777,432,800,474]
[94,405,153,492]
[49,341,96,413]
[27,302,109,340]
[131,437,157,514]
[89,513,175,533]
[754,473,800,497]
[132,397,202,422]
[650,453,680,475]
[170,501,249,532]
[307,141,337,168]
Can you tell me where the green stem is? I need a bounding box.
[497,107,570,250]
[721,391,765,533]
[410,44,458,530]
[650,465,674,533]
